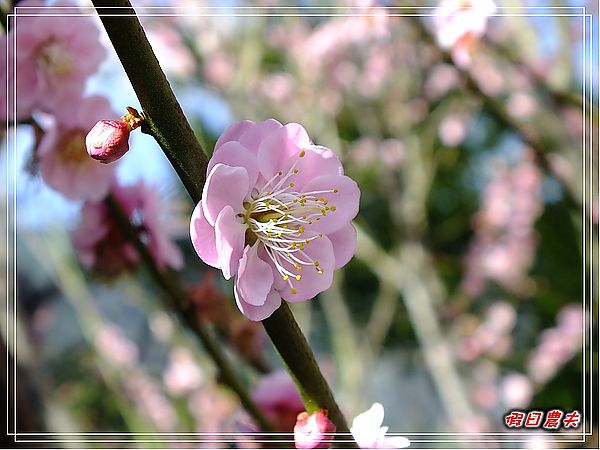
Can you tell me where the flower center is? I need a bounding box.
[37,40,73,79]
[243,151,339,294]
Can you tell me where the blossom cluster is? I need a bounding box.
[4,0,182,275]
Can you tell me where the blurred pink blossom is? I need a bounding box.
[125,370,177,432]
[462,150,542,296]
[424,64,460,100]
[147,25,196,79]
[438,114,470,146]
[163,346,204,397]
[252,369,304,432]
[500,372,533,408]
[203,52,236,88]
[38,95,117,201]
[71,181,183,277]
[433,0,496,68]
[456,301,515,361]
[95,323,139,368]
[350,403,410,449]
[507,92,537,119]
[190,119,359,321]
[527,304,585,384]
[1,0,106,122]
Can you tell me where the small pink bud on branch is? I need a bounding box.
[294,410,336,449]
[86,106,144,164]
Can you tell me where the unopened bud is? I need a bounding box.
[86,120,131,164]
[294,410,336,449]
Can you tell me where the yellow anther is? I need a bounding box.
[316,218,321,221]
[278,233,282,238]
[293,169,299,174]
[333,189,339,193]
[298,226,305,234]
[291,288,298,294]
[295,275,302,281]
[292,242,297,249]
[278,171,283,176]
[305,239,310,244]
[294,263,300,270]
[314,260,320,267]
[299,151,306,157]
[300,243,305,250]
[330,206,337,211]
[290,182,295,188]
[318,233,323,238]
[309,220,314,224]
[283,275,289,281]
[324,200,329,205]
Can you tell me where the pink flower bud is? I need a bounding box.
[294,410,336,449]
[86,120,131,164]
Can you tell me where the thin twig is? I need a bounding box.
[410,14,580,207]
[104,195,276,434]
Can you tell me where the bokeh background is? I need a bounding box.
[1,0,598,448]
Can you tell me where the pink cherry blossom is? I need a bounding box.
[190,119,360,321]
[294,410,336,449]
[252,369,305,432]
[71,181,183,277]
[433,0,496,68]
[1,0,106,122]
[38,95,118,201]
[350,403,410,449]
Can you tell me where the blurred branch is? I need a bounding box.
[104,195,276,434]
[355,226,475,423]
[363,282,398,362]
[320,272,364,415]
[25,230,159,435]
[410,14,580,207]
[485,36,585,110]
[92,0,354,438]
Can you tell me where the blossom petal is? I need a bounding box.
[303,175,360,235]
[328,223,357,269]
[202,163,249,226]
[190,201,219,267]
[215,119,254,150]
[236,243,274,306]
[215,206,247,280]
[256,125,302,180]
[351,403,385,449]
[383,436,411,449]
[279,235,335,303]
[235,286,282,321]
[207,141,259,189]
[239,119,282,154]
[283,122,311,148]
[292,145,344,190]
